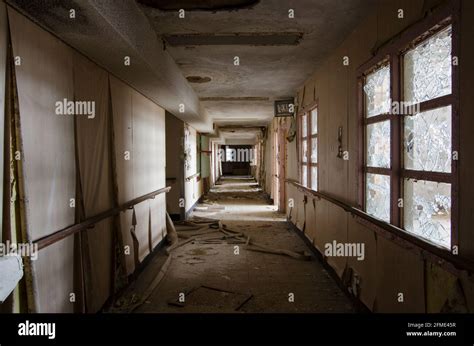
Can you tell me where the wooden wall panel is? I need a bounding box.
[304,198,316,243]
[345,13,378,205]
[327,52,348,200]
[295,191,305,231]
[326,205,348,278]
[425,262,458,312]
[347,218,377,310]
[286,183,296,223]
[313,198,328,254]
[375,237,425,313]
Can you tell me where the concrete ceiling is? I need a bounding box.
[218,126,264,145]
[139,0,377,127]
[7,0,211,132]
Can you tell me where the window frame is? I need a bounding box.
[361,59,393,224]
[357,2,459,251]
[298,103,318,191]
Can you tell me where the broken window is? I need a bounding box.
[404,179,451,248]
[360,19,456,250]
[363,63,391,222]
[404,106,452,173]
[367,120,391,168]
[401,23,454,248]
[364,65,391,117]
[366,173,391,222]
[299,106,318,190]
[404,25,452,104]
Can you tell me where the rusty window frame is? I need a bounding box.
[357,2,459,251]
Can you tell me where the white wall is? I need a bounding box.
[4,7,168,312]
[184,124,203,213]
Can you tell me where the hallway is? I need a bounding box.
[1,0,473,320]
[130,176,355,313]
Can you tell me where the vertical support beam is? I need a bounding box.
[0,1,10,313]
[0,1,7,245]
[390,55,401,227]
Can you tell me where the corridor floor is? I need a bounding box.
[132,176,355,313]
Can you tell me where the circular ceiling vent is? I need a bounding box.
[186,76,212,83]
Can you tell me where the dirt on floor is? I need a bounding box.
[111,176,355,313]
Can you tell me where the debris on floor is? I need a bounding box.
[129,176,355,313]
[167,285,253,312]
[169,216,312,261]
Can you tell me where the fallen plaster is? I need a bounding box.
[116,176,355,313]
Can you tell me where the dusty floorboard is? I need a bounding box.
[118,176,355,313]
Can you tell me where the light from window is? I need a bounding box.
[302,114,308,137]
[363,64,391,221]
[302,165,307,187]
[302,140,308,163]
[299,107,318,190]
[311,108,318,135]
[311,139,318,163]
[366,173,391,222]
[311,166,318,191]
[404,179,451,248]
[404,25,452,104]
[404,106,452,173]
[401,24,453,249]
[364,65,391,117]
[367,120,391,168]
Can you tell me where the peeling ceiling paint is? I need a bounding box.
[7,0,378,133]
[140,0,378,127]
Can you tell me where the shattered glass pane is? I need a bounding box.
[366,173,390,222]
[404,106,452,173]
[311,108,318,135]
[364,65,391,117]
[311,166,318,191]
[302,165,307,187]
[302,140,308,163]
[367,120,391,168]
[311,138,318,163]
[404,25,452,104]
[302,114,307,138]
[404,179,451,248]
